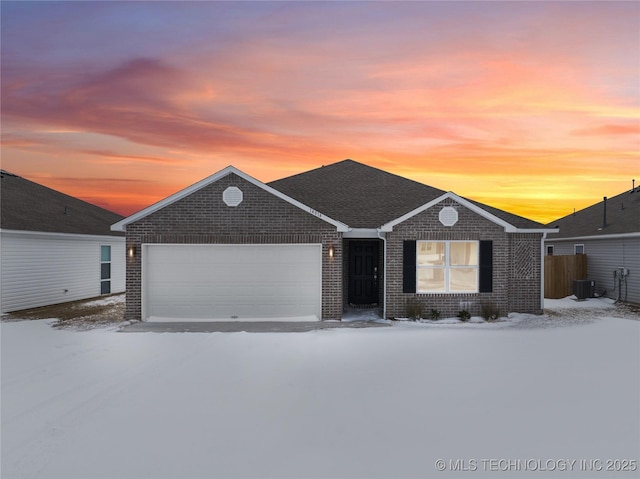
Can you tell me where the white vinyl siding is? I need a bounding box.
[0,230,125,313]
[143,244,322,321]
[546,236,639,304]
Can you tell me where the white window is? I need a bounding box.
[100,245,111,295]
[574,244,584,254]
[417,241,478,293]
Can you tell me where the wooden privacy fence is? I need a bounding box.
[544,254,588,299]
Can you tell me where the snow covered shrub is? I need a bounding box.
[405,297,423,320]
[457,310,471,321]
[481,301,500,321]
[429,309,441,320]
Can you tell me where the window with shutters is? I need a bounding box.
[417,241,478,293]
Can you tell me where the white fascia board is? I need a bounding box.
[544,232,640,242]
[378,192,512,231]
[0,229,125,242]
[343,228,381,238]
[111,166,349,232]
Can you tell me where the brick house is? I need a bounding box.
[112,160,554,321]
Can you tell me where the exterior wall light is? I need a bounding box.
[128,246,136,258]
[328,245,335,259]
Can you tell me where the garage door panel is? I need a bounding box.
[147,263,316,283]
[144,244,322,321]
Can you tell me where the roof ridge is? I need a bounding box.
[268,159,356,184]
[270,159,545,229]
[269,158,446,192]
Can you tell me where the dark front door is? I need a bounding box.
[349,241,379,305]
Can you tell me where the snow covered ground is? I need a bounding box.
[2,299,638,478]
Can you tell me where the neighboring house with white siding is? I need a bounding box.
[545,185,640,304]
[1,170,125,313]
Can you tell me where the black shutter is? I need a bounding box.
[403,240,416,293]
[479,240,493,293]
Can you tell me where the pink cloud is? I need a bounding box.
[83,150,187,165]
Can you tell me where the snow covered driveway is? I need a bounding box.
[2,307,639,478]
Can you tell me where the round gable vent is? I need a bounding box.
[439,206,458,226]
[223,186,243,207]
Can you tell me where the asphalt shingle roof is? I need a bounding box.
[269,160,445,228]
[545,187,640,239]
[269,159,545,230]
[1,170,124,236]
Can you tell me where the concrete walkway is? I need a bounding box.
[119,320,390,333]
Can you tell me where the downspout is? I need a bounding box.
[541,232,548,312]
[377,229,387,320]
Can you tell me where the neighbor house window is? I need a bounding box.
[546,245,554,256]
[574,244,584,254]
[417,241,478,293]
[100,245,111,294]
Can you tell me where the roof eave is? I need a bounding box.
[545,231,640,242]
[1,228,126,241]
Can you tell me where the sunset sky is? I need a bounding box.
[2,1,638,224]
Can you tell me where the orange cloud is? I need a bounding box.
[573,124,640,136]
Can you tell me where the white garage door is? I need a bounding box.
[143,244,322,321]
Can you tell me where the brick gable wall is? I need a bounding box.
[124,173,342,320]
[385,198,542,318]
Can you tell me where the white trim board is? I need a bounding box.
[1,229,125,242]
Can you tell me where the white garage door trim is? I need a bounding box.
[142,244,322,322]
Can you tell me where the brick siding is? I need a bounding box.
[124,173,342,320]
[385,198,542,318]
[508,233,543,314]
